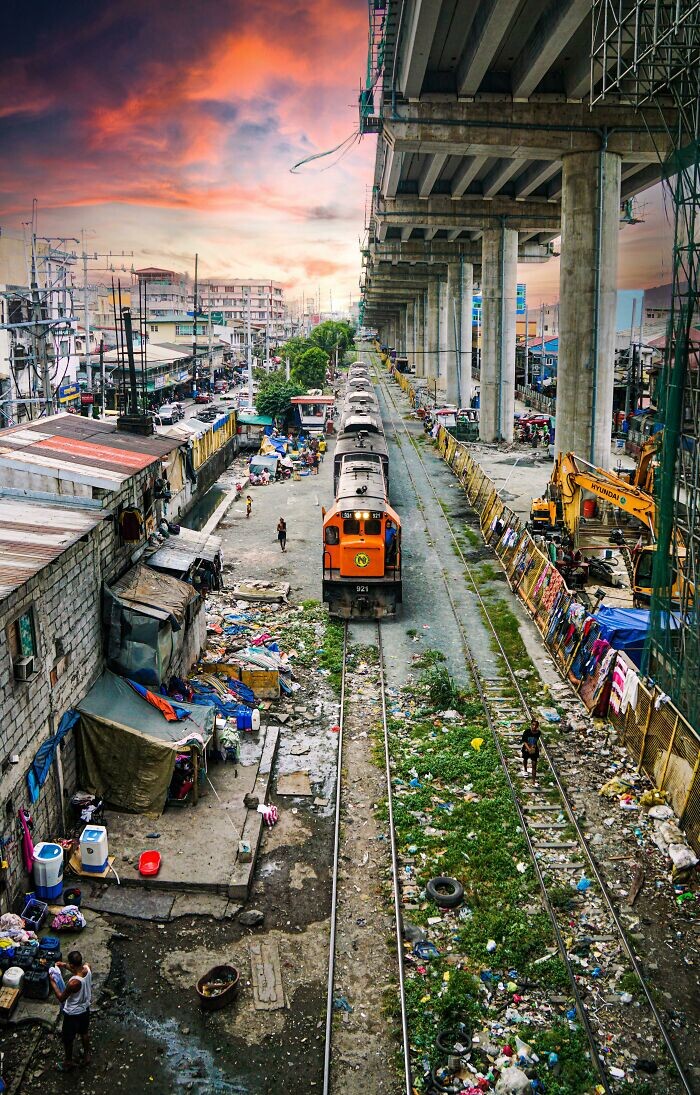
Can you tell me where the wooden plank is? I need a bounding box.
[249,939,286,1011]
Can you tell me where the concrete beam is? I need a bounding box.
[400,226,413,242]
[446,229,462,242]
[385,101,671,163]
[457,0,521,97]
[424,226,440,241]
[451,155,490,197]
[511,0,591,100]
[514,159,561,199]
[381,143,403,199]
[398,0,442,99]
[377,195,561,233]
[369,239,551,264]
[418,152,449,198]
[482,157,528,198]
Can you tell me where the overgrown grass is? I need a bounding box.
[379,655,594,1091]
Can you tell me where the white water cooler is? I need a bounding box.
[33,842,64,900]
[80,825,109,873]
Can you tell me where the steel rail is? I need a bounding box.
[374,354,695,1095]
[370,356,614,1094]
[376,621,414,1095]
[322,621,348,1095]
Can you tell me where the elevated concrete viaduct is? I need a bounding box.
[360,0,673,460]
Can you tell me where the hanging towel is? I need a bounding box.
[18,809,34,875]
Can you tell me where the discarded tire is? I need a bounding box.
[426,876,464,909]
[436,1024,472,1054]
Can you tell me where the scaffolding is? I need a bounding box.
[591,0,700,729]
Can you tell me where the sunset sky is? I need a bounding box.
[0,0,678,311]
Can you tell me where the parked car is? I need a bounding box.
[194,392,212,404]
[158,403,183,424]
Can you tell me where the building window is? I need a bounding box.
[7,607,38,679]
[150,325,159,332]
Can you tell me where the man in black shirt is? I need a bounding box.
[521,718,541,783]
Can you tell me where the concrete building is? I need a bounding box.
[135,267,190,317]
[0,414,195,908]
[200,279,285,341]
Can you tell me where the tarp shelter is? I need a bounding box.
[77,671,214,813]
[594,606,652,667]
[249,453,280,475]
[103,563,202,687]
[238,412,273,450]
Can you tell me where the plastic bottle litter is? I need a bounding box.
[486,939,497,953]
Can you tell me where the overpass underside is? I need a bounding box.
[360,0,673,465]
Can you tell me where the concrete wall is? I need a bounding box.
[0,464,184,910]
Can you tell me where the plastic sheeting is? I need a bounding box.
[594,606,651,667]
[77,670,213,814]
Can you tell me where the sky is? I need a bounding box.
[0,0,679,312]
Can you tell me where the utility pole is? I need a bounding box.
[82,232,92,392]
[30,232,52,419]
[192,253,198,394]
[625,298,637,416]
[99,338,106,417]
[207,286,213,388]
[524,304,530,389]
[245,288,253,405]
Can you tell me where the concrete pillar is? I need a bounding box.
[479,226,518,443]
[422,289,429,378]
[460,259,474,408]
[405,300,414,358]
[437,274,449,397]
[444,261,460,405]
[416,289,427,378]
[411,295,420,372]
[425,276,440,380]
[557,148,622,467]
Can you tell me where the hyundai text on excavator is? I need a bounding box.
[529,447,689,607]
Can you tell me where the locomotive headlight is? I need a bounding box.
[362,511,370,519]
[354,510,362,519]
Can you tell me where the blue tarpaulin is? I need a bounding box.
[594,606,651,667]
[27,710,80,802]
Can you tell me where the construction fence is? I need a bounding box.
[384,360,700,853]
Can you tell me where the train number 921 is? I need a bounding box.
[355,585,369,593]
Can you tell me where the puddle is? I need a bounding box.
[139,1014,250,1093]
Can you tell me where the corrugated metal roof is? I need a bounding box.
[0,413,182,489]
[0,496,103,600]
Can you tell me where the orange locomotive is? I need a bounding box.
[322,455,402,618]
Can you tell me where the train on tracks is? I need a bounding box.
[322,363,402,619]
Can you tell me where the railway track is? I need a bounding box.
[371,354,693,1095]
[323,621,413,1095]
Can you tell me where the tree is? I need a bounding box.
[255,380,305,422]
[277,337,309,368]
[309,320,354,359]
[291,346,329,390]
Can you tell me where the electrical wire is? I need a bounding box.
[290,128,362,174]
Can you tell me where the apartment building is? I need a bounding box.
[135,267,190,317]
[200,279,285,338]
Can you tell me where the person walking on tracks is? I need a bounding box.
[521,717,541,783]
[277,517,287,553]
[246,495,253,519]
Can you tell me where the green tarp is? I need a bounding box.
[77,671,214,814]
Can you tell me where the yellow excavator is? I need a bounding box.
[530,449,688,606]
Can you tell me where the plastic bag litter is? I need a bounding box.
[648,804,675,821]
[599,777,632,798]
[668,844,698,871]
[495,1066,531,1094]
[640,789,668,809]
